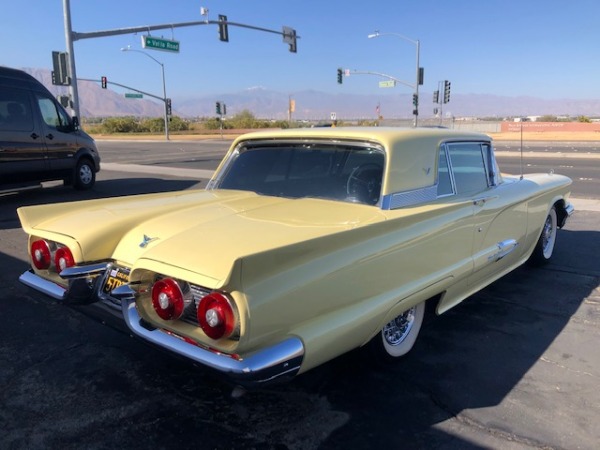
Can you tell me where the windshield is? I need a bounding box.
[215,142,385,206]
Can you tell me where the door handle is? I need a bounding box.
[30,133,39,139]
[46,133,54,140]
[473,195,498,207]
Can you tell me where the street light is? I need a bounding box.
[368,31,421,127]
[121,46,169,140]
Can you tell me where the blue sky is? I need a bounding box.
[1,0,599,104]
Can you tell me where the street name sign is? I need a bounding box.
[141,35,180,53]
[125,93,143,99]
[379,80,396,88]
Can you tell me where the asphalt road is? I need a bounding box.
[0,140,599,449]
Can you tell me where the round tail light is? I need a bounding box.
[152,278,185,320]
[197,292,235,340]
[31,240,51,270]
[55,246,75,272]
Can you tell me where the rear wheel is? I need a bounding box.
[73,158,95,190]
[369,302,425,362]
[529,206,557,266]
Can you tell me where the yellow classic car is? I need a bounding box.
[18,127,573,387]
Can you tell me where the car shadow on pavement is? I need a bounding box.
[1,224,598,448]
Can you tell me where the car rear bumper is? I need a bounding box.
[19,268,305,388]
[122,297,304,387]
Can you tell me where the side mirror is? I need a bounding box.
[72,116,80,131]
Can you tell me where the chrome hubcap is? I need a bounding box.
[542,213,556,258]
[382,307,415,346]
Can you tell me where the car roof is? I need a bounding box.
[230,127,492,196]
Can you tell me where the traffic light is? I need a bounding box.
[282,26,297,53]
[101,76,107,89]
[216,101,222,115]
[165,98,172,116]
[223,103,227,115]
[218,15,229,42]
[433,90,439,103]
[412,93,419,107]
[418,67,424,86]
[337,68,343,84]
[443,80,451,103]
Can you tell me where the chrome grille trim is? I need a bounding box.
[181,284,212,325]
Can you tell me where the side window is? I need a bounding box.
[36,95,70,131]
[436,146,453,196]
[0,87,33,132]
[447,143,489,194]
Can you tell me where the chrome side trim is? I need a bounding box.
[19,270,66,301]
[489,239,519,262]
[381,185,438,210]
[121,298,305,387]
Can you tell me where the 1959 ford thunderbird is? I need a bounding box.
[18,127,573,387]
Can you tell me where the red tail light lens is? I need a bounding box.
[31,240,51,270]
[152,278,185,320]
[197,292,235,340]
[54,246,75,272]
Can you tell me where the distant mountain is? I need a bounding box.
[23,67,164,117]
[22,67,600,120]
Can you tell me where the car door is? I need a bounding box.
[0,87,48,184]
[445,142,528,288]
[33,92,79,175]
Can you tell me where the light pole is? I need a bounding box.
[368,31,421,127]
[121,46,169,140]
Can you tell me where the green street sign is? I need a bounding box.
[125,93,143,99]
[379,80,396,88]
[141,35,180,53]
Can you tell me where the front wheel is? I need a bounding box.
[368,302,425,363]
[73,158,95,190]
[528,206,557,266]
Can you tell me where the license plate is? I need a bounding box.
[102,266,130,294]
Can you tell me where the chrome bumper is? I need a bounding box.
[19,267,305,387]
[122,297,304,387]
[559,202,575,228]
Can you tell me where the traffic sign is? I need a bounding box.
[141,35,180,53]
[125,93,143,99]
[379,80,396,88]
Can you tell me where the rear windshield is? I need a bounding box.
[216,143,385,206]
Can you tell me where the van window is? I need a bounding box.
[36,94,71,130]
[0,87,33,132]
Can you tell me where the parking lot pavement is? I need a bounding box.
[0,173,598,449]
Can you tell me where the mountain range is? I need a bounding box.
[23,67,600,120]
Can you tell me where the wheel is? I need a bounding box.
[346,163,382,205]
[73,158,95,190]
[528,206,557,266]
[368,302,425,362]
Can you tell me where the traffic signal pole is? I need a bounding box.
[61,0,298,123]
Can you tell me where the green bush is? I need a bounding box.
[101,117,141,133]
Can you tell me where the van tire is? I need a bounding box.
[74,158,95,190]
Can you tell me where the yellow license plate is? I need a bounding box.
[103,267,130,294]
